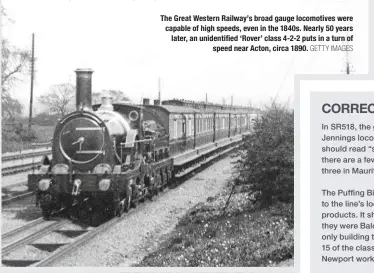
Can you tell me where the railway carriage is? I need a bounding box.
[28,68,261,220]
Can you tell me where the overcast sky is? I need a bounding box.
[2,0,368,115]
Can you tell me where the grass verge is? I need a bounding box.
[2,125,54,153]
[136,185,294,267]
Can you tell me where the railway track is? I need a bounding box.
[1,208,130,267]
[2,190,34,205]
[2,218,88,267]
[2,181,33,205]
[2,146,51,176]
[1,143,237,267]
[2,181,28,189]
[2,162,41,176]
[2,149,51,162]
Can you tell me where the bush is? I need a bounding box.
[32,112,60,126]
[232,104,294,208]
[2,123,37,152]
[137,198,294,267]
[20,129,37,141]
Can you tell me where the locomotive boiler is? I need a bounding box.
[28,68,259,221]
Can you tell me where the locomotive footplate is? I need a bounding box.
[28,173,124,195]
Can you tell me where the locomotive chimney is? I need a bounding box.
[75,68,94,110]
[143,98,150,105]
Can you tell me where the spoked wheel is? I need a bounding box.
[131,193,138,209]
[159,174,165,192]
[124,194,131,213]
[116,202,123,217]
[149,185,160,200]
[147,189,153,201]
[131,199,137,209]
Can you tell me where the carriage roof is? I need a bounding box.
[143,104,252,115]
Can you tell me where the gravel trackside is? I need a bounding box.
[52,156,235,267]
[2,195,39,234]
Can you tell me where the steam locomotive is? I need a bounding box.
[28,69,260,219]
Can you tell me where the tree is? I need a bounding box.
[232,104,294,208]
[1,6,31,122]
[92,90,130,104]
[2,95,23,122]
[38,83,75,117]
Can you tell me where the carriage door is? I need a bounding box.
[228,113,231,137]
[182,115,187,149]
[234,115,238,135]
[213,113,216,142]
[193,113,197,148]
[239,115,242,133]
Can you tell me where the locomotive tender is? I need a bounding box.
[28,69,260,219]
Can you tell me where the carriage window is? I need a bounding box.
[182,118,186,135]
[178,119,183,137]
[222,118,225,129]
[174,119,178,139]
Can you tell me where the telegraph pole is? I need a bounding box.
[342,31,354,75]
[345,50,352,75]
[158,77,161,102]
[28,33,35,132]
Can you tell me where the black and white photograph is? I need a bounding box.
[0,0,367,269]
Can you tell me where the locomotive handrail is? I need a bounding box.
[31,141,52,147]
[119,138,154,146]
[119,138,155,165]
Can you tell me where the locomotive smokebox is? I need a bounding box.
[75,68,94,111]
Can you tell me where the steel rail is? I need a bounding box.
[2,150,51,162]
[33,217,120,267]
[2,181,28,190]
[2,162,40,176]
[2,219,70,256]
[2,217,45,241]
[2,191,34,205]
